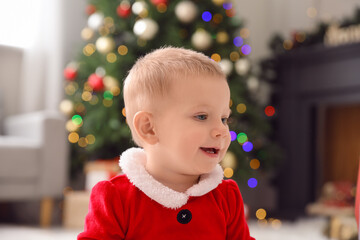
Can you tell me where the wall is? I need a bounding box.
[235,0,360,61]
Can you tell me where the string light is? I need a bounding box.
[213,14,223,24]
[240,28,250,39]
[103,91,114,100]
[265,106,275,117]
[283,40,293,50]
[68,132,79,143]
[237,132,248,144]
[78,137,88,147]
[103,99,113,107]
[86,134,96,144]
[223,2,232,10]
[256,208,267,220]
[157,3,167,13]
[111,86,121,96]
[248,178,258,188]
[233,36,243,47]
[72,115,83,125]
[250,159,260,170]
[230,131,237,141]
[89,95,99,105]
[118,45,128,55]
[241,44,251,55]
[236,103,246,113]
[229,51,240,61]
[122,107,126,117]
[202,11,212,22]
[243,141,253,152]
[211,53,221,62]
[83,43,96,56]
[82,91,92,101]
[224,167,234,178]
[106,53,117,63]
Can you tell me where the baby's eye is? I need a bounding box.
[195,115,208,120]
[221,117,228,124]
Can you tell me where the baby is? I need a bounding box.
[78,47,255,240]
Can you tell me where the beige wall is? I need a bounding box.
[236,0,360,61]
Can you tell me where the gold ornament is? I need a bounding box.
[221,151,237,169]
[96,36,115,54]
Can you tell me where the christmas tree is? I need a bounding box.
[62,0,280,184]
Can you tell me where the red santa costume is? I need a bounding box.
[78,148,255,240]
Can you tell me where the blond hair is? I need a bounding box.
[123,46,226,146]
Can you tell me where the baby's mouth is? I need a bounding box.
[200,147,219,154]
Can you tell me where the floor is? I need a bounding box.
[0,217,330,240]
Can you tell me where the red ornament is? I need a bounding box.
[150,0,168,6]
[117,4,131,18]
[265,106,275,117]
[86,5,96,15]
[64,67,77,81]
[88,73,104,91]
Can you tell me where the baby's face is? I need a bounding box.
[153,74,231,176]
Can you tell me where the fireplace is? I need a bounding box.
[275,43,360,217]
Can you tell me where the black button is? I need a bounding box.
[177,209,192,224]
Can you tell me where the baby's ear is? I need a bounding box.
[133,111,158,145]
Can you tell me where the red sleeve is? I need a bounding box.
[225,180,256,240]
[77,180,126,240]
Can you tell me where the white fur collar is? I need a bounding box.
[119,148,224,209]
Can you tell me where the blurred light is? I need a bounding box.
[258,219,268,226]
[243,141,253,152]
[122,107,126,117]
[213,13,223,24]
[66,120,78,132]
[211,53,221,62]
[82,91,92,101]
[89,95,99,105]
[295,32,306,43]
[225,9,235,17]
[283,40,293,50]
[229,99,233,107]
[83,43,96,56]
[103,99,113,107]
[68,132,79,143]
[72,115,83,125]
[104,91,114,100]
[230,51,240,62]
[81,27,95,41]
[118,45,128,55]
[111,86,121,96]
[250,159,260,170]
[307,7,317,18]
[202,11,212,22]
[106,53,117,63]
[157,3,167,13]
[216,31,229,44]
[237,132,248,144]
[271,219,282,229]
[230,131,237,141]
[236,103,246,113]
[223,2,232,10]
[75,103,86,114]
[248,178,258,188]
[265,106,275,117]
[233,36,243,47]
[224,167,234,178]
[86,134,96,144]
[78,137,88,147]
[241,44,251,55]
[65,83,76,96]
[256,208,267,220]
[240,28,250,39]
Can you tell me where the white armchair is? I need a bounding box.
[0,111,69,226]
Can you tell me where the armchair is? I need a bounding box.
[0,111,68,226]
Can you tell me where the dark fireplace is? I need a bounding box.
[275,43,360,217]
